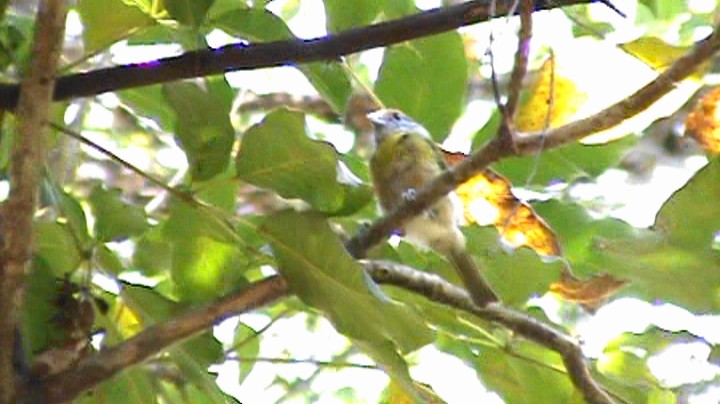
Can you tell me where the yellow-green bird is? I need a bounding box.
[367,109,498,306]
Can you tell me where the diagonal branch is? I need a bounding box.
[33,261,614,403]
[346,22,720,259]
[0,1,67,402]
[363,260,613,404]
[0,0,592,110]
[29,277,289,403]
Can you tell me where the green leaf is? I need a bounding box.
[323,0,381,32]
[164,201,248,302]
[164,0,215,27]
[133,227,173,277]
[464,226,563,306]
[597,350,659,388]
[55,189,92,250]
[261,211,434,399]
[97,245,125,274]
[654,159,720,250]
[236,108,344,213]
[213,9,351,113]
[163,79,235,181]
[88,185,149,242]
[22,260,60,354]
[299,62,352,114]
[119,85,177,131]
[34,222,83,276]
[535,199,720,311]
[493,136,636,185]
[375,32,468,141]
[78,367,156,404]
[212,8,291,41]
[233,323,260,385]
[77,0,154,53]
[478,341,575,403]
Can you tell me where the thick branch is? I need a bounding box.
[0,1,66,402]
[346,22,720,258]
[0,0,591,110]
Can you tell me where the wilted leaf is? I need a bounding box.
[515,37,700,144]
[549,269,628,311]
[685,86,720,154]
[514,55,588,133]
[444,152,562,257]
[620,36,692,72]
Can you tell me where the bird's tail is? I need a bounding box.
[446,248,499,306]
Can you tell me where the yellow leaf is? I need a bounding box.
[444,151,562,257]
[685,86,720,154]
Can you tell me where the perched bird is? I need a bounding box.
[367,109,499,306]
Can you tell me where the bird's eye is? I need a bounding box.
[391,111,401,121]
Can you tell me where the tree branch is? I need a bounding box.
[0,0,592,110]
[0,1,66,402]
[30,276,289,403]
[362,260,613,404]
[34,260,615,403]
[346,22,720,259]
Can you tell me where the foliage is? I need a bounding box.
[3,0,720,403]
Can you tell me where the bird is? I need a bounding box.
[367,109,499,306]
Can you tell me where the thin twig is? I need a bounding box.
[229,356,379,370]
[0,1,67,402]
[504,0,533,117]
[48,122,195,205]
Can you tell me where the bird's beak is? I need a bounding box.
[366,110,386,126]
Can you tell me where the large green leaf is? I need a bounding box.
[88,185,149,242]
[163,79,235,181]
[476,341,575,403]
[164,201,248,303]
[34,222,83,276]
[375,32,468,141]
[464,226,564,306]
[654,159,720,250]
[212,9,351,113]
[77,0,154,53]
[535,195,720,311]
[261,211,434,398]
[236,109,356,214]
